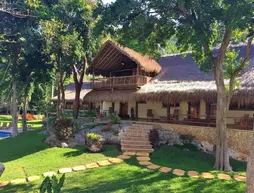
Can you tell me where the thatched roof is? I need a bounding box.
[52,82,92,102]
[90,40,162,76]
[84,90,136,102]
[133,44,254,105]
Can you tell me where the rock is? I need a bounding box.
[159,167,172,173]
[58,168,72,174]
[117,155,131,159]
[201,172,214,179]
[139,161,153,166]
[108,158,123,164]
[97,160,112,166]
[201,141,214,152]
[72,166,86,172]
[86,163,99,169]
[123,152,136,156]
[61,142,68,148]
[228,149,248,161]
[0,163,5,177]
[157,128,183,146]
[10,179,26,184]
[27,176,41,182]
[217,173,232,180]
[187,171,199,178]
[43,172,56,177]
[136,157,150,161]
[45,134,61,147]
[147,164,161,169]
[73,132,86,145]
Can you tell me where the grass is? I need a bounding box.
[0,115,43,129]
[0,115,247,192]
[0,129,120,181]
[1,157,246,193]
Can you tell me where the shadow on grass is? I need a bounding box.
[0,129,48,162]
[150,145,247,174]
[63,144,122,158]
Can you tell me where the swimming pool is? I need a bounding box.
[0,131,11,139]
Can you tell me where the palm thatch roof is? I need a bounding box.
[133,44,254,105]
[90,40,162,76]
[84,90,137,102]
[52,82,92,102]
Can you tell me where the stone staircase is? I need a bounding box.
[121,125,154,153]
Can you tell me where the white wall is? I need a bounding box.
[227,110,254,124]
[138,101,167,119]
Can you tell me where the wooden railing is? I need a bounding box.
[92,75,148,90]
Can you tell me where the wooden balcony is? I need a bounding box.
[92,75,149,90]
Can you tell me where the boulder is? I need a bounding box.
[61,142,69,148]
[73,131,86,145]
[45,134,62,147]
[201,141,214,152]
[157,128,183,146]
[0,163,5,177]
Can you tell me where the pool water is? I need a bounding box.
[0,132,11,138]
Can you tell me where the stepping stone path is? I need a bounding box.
[202,172,215,179]
[117,155,131,159]
[234,175,246,182]
[136,157,150,161]
[147,164,161,170]
[72,166,86,172]
[139,161,153,166]
[10,179,26,185]
[188,171,199,178]
[173,169,185,176]
[218,173,232,181]
[27,176,40,182]
[59,168,72,174]
[86,163,99,169]
[43,171,56,177]
[108,158,123,164]
[97,160,112,167]
[187,171,199,178]
[159,167,172,173]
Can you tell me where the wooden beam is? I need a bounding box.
[94,48,118,70]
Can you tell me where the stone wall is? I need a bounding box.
[137,121,253,154]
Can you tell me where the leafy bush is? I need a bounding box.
[108,114,121,124]
[149,129,160,148]
[86,133,103,146]
[72,120,83,133]
[53,119,73,141]
[40,174,65,193]
[84,111,96,118]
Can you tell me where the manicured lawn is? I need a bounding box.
[0,115,43,129]
[1,158,246,193]
[0,119,247,192]
[0,129,120,181]
[151,145,247,176]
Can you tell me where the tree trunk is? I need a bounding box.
[213,62,232,171]
[246,126,254,193]
[56,78,61,119]
[22,85,29,131]
[72,57,87,119]
[11,79,18,136]
[59,70,65,116]
[73,87,81,119]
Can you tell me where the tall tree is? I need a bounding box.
[99,0,254,171]
[40,0,99,118]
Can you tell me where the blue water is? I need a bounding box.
[0,132,11,138]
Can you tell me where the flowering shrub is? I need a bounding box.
[86,133,103,146]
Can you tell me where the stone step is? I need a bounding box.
[122,136,149,141]
[125,133,149,137]
[122,147,154,153]
[121,144,153,149]
[121,140,151,145]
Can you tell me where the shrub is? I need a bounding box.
[86,133,103,146]
[40,174,65,193]
[149,129,160,148]
[72,120,83,133]
[108,114,121,124]
[53,119,73,141]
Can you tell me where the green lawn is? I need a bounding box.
[1,158,246,193]
[0,118,247,193]
[0,115,43,129]
[0,130,120,181]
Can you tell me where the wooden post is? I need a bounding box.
[135,101,139,120]
[92,68,95,89]
[167,101,170,122]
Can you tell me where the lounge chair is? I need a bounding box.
[2,123,7,129]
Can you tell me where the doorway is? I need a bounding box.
[120,102,129,118]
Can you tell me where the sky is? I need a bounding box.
[103,0,116,4]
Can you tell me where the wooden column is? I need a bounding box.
[112,102,115,114]
[167,102,170,123]
[92,68,95,89]
[135,101,139,120]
